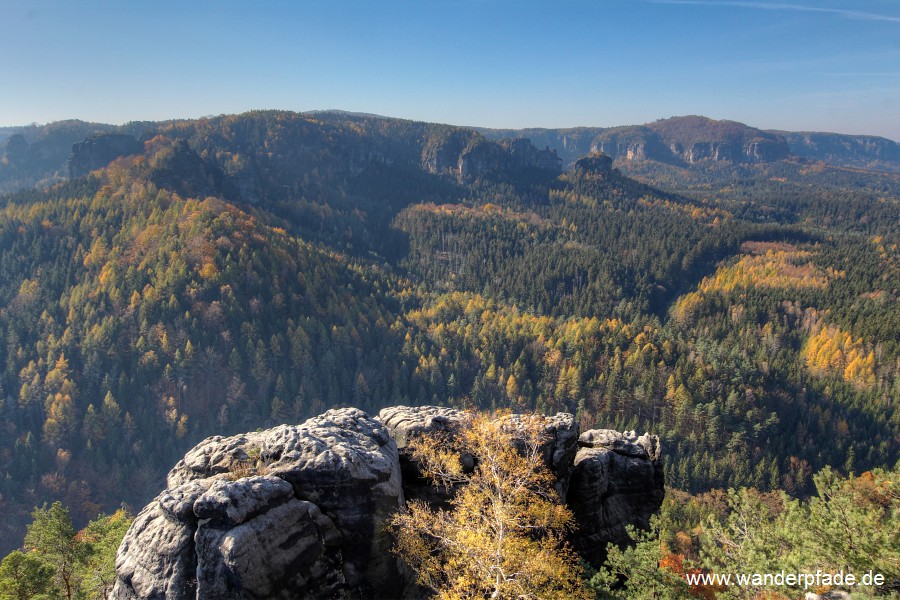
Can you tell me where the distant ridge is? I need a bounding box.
[3,112,900,194]
[476,115,900,173]
[303,109,394,120]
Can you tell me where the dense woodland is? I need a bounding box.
[0,111,897,596]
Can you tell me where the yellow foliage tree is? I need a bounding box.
[392,412,590,599]
[804,325,877,388]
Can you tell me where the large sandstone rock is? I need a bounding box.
[568,429,665,566]
[377,406,579,502]
[496,411,580,500]
[112,408,403,600]
[113,406,664,598]
[377,405,469,507]
[192,480,345,599]
[377,405,466,450]
[262,409,403,595]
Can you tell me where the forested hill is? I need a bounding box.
[4,112,900,197]
[0,110,897,555]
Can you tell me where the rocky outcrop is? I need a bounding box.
[377,406,580,504]
[574,153,614,175]
[498,138,561,171]
[421,129,478,175]
[67,134,143,178]
[568,429,665,566]
[495,411,580,500]
[113,408,403,600]
[586,118,790,166]
[147,139,236,201]
[422,132,560,182]
[458,138,559,182]
[113,406,663,598]
[377,405,469,508]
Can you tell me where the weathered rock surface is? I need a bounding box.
[578,429,661,461]
[377,406,579,502]
[378,405,466,450]
[496,411,580,500]
[568,428,665,566]
[263,409,403,595]
[112,407,402,600]
[167,430,270,488]
[114,500,199,599]
[113,406,663,598]
[377,405,469,507]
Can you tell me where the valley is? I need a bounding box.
[0,111,897,596]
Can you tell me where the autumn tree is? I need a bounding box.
[392,411,590,599]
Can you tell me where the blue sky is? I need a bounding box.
[1,1,898,139]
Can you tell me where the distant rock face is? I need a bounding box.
[147,139,235,201]
[499,137,561,171]
[113,406,663,599]
[568,429,665,566]
[422,133,560,182]
[67,134,143,178]
[776,131,900,172]
[4,134,28,161]
[588,121,790,166]
[421,129,477,175]
[478,116,804,167]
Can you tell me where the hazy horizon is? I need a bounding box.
[2,109,899,144]
[2,1,899,139]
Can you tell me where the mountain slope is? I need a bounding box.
[0,109,896,558]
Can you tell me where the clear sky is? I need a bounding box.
[1,0,898,139]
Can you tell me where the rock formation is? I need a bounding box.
[569,429,665,566]
[112,406,663,599]
[586,119,790,166]
[574,153,614,175]
[422,133,560,182]
[377,405,468,507]
[67,134,144,178]
[775,131,900,172]
[478,115,797,167]
[113,408,403,599]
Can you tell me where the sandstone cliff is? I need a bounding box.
[67,134,144,178]
[775,130,900,173]
[478,116,793,167]
[112,406,663,599]
[422,133,560,182]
